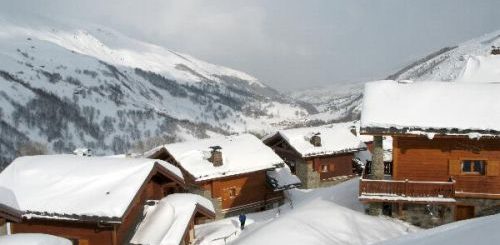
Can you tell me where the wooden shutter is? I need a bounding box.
[449,159,461,175]
[487,161,499,176]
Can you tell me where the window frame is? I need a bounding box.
[321,164,329,173]
[461,159,486,175]
[228,187,237,199]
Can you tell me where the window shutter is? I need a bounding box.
[449,159,461,175]
[487,161,499,176]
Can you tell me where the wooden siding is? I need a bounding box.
[394,136,500,196]
[311,153,355,180]
[210,170,281,210]
[12,221,114,245]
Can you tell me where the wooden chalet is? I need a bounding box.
[0,155,215,245]
[359,80,500,227]
[145,134,301,217]
[263,125,367,188]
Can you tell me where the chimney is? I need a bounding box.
[350,126,357,136]
[310,133,322,147]
[208,146,223,167]
[73,148,92,157]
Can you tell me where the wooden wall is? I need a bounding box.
[12,220,113,245]
[310,153,355,180]
[394,136,500,195]
[209,171,281,210]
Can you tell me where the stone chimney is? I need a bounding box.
[209,146,223,167]
[310,133,322,147]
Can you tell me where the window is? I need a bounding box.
[228,188,237,198]
[461,160,486,175]
[321,164,329,173]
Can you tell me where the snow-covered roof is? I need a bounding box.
[130,194,215,245]
[266,165,302,191]
[148,134,285,182]
[361,80,500,137]
[0,155,184,221]
[265,125,367,158]
[0,233,71,245]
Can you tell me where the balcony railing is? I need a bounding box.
[359,178,455,201]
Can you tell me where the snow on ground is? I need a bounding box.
[195,178,419,245]
[0,233,71,245]
[377,213,500,245]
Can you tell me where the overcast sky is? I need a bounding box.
[3,0,500,90]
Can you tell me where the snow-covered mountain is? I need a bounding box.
[387,30,500,81]
[291,82,364,124]
[0,17,314,167]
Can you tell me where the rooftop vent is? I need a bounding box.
[310,133,322,147]
[208,146,223,167]
[73,148,92,157]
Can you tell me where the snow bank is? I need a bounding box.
[152,134,285,181]
[269,124,366,157]
[0,155,183,219]
[378,213,500,245]
[131,193,214,245]
[361,80,500,136]
[196,178,418,245]
[0,233,71,245]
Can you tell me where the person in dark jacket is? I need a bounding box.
[239,213,247,230]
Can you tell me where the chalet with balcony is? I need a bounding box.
[0,155,215,245]
[359,80,500,227]
[145,134,301,217]
[263,125,367,188]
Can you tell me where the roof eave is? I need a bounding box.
[302,147,367,158]
[361,126,500,137]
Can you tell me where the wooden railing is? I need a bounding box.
[359,178,455,198]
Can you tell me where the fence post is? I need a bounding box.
[404,179,409,197]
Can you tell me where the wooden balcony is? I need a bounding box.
[359,178,456,203]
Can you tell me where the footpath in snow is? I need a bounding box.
[195,178,419,245]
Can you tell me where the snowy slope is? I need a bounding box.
[195,178,418,245]
[0,16,312,167]
[387,30,500,81]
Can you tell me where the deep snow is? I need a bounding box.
[195,178,418,245]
